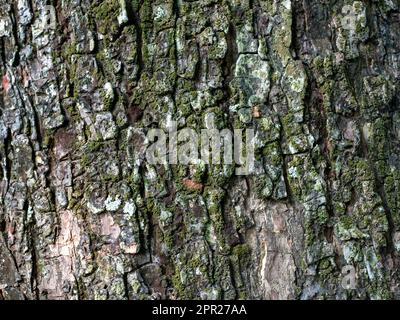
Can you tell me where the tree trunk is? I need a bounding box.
[0,0,399,300]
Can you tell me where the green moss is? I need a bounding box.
[90,0,120,35]
[42,128,55,147]
[318,258,334,277]
[171,270,186,298]
[81,154,90,167]
[87,140,103,152]
[146,198,162,216]
[232,243,251,259]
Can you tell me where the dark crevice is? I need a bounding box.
[123,272,130,300]
[125,1,144,82]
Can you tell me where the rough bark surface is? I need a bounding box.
[0,0,400,300]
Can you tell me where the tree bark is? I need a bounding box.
[0,0,399,300]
